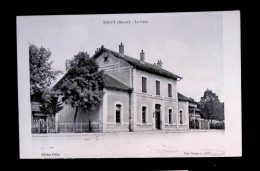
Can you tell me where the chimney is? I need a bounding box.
[157,60,163,69]
[140,50,145,63]
[119,42,124,57]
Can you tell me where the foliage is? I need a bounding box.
[199,89,224,121]
[59,52,104,124]
[39,88,63,116]
[189,120,199,129]
[210,122,225,129]
[29,44,63,115]
[29,44,62,102]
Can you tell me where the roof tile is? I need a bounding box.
[93,47,182,80]
[178,92,197,104]
[103,74,132,91]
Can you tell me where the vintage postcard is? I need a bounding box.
[17,11,241,158]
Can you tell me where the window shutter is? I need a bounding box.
[168,84,172,97]
[179,111,183,124]
[116,104,121,123]
[142,106,146,123]
[156,80,160,95]
[142,77,147,93]
[169,109,172,124]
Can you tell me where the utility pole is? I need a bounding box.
[193,107,196,129]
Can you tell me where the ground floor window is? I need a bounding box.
[142,106,147,123]
[169,109,172,124]
[179,110,183,124]
[116,104,121,123]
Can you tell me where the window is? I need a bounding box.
[104,54,109,63]
[168,84,172,97]
[142,77,147,93]
[116,104,121,123]
[179,110,183,124]
[156,80,160,95]
[104,56,109,63]
[142,106,147,123]
[169,109,172,124]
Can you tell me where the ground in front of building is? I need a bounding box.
[32,130,225,158]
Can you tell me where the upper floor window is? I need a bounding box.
[179,110,183,124]
[142,77,147,93]
[156,80,160,95]
[142,106,147,123]
[169,109,172,124]
[104,54,109,63]
[168,83,172,97]
[116,104,121,123]
[104,56,109,63]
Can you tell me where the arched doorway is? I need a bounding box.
[155,104,161,130]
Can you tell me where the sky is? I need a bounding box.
[19,12,224,102]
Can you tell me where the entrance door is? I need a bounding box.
[155,104,161,130]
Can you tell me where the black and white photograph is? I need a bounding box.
[17,11,241,158]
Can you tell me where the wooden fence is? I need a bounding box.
[32,120,100,133]
[189,120,200,129]
[57,121,100,133]
[201,120,210,129]
[189,120,210,129]
[31,119,55,133]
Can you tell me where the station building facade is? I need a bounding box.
[55,43,197,132]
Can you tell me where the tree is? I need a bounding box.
[199,89,224,122]
[29,44,63,116]
[30,44,62,102]
[39,88,63,117]
[59,52,104,132]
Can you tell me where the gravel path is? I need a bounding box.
[31,130,225,158]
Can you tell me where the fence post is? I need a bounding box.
[56,121,58,133]
[81,122,82,133]
[46,119,48,134]
[193,108,195,129]
[38,120,40,133]
[89,121,91,132]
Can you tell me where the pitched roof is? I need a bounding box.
[52,72,132,92]
[93,46,182,80]
[53,45,181,91]
[103,74,133,92]
[178,92,197,104]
